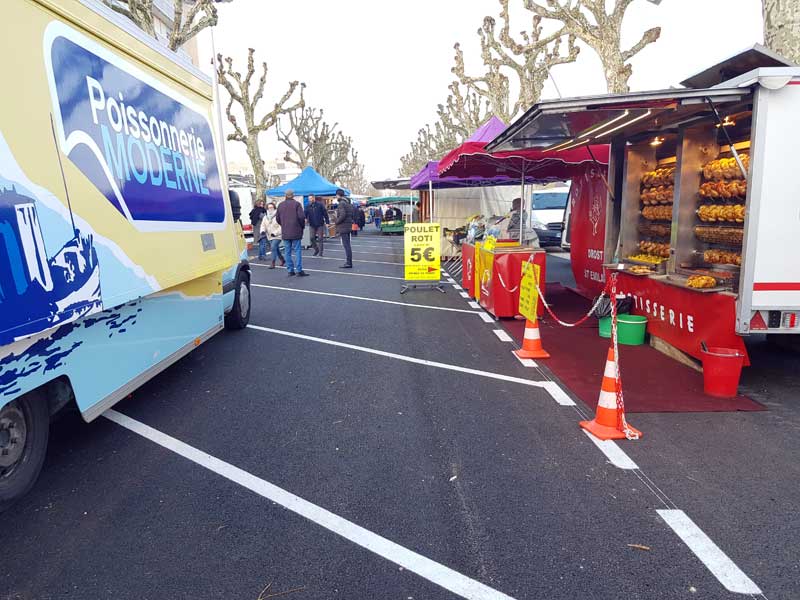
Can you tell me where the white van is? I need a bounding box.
[530,185,570,246]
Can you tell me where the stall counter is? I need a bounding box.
[477,246,547,318]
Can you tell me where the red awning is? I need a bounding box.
[437,142,610,181]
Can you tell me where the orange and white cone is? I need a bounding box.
[514,319,550,359]
[579,346,641,440]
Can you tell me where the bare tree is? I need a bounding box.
[216,48,304,200]
[763,0,800,63]
[103,0,226,51]
[277,106,360,185]
[525,0,661,94]
[452,0,579,123]
[436,82,491,140]
[340,161,370,196]
[399,120,461,177]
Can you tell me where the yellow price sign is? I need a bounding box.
[404,223,441,281]
[483,235,497,252]
[518,262,541,323]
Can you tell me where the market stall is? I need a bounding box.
[487,47,800,364]
[366,196,414,234]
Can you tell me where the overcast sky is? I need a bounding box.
[197,0,764,181]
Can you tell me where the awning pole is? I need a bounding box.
[429,180,433,223]
[519,165,526,246]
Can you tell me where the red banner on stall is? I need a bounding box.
[614,272,750,365]
[569,165,608,299]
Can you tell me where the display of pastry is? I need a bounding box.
[628,265,653,275]
[642,205,673,221]
[628,253,668,264]
[694,226,744,246]
[638,222,671,238]
[686,275,718,289]
[697,204,745,223]
[641,167,675,187]
[702,154,750,180]
[640,185,674,205]
[703,249,742,266]
[699,180,747,199]
[638,241,670,257]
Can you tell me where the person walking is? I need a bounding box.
[334,189,354,268]
[276,190,308,277]
[357,205,366,232]
[305,195,330,256]
[249,199,267,260]
[374,206,383,229]
[260,202,285,269]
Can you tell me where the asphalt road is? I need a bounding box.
[1,230,796,600]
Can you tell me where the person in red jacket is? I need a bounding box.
[275,190,308,277]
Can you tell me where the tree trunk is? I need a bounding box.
[763,0,800,63]
[246,138,268,201]
[598,49,631,94]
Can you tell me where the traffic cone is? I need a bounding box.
[580,346,641,440]
[514,319,550,359]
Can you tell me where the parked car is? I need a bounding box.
[530,186,570,247]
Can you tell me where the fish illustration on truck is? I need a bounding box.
[0,0,251,511]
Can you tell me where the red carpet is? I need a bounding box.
[502,285,764,413]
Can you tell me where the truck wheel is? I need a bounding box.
[0,392,49,512]
[225,270,251,330]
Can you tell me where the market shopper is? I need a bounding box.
[357,205,366,232]
[334,189,354,268]
[305,195,330,256]
[276,190,308,277]
[250,199,267,259]
[374,206,383,228]
[261,202,285,269]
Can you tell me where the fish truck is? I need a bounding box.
[0,0,251,509]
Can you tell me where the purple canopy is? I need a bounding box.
[410,117,524,190]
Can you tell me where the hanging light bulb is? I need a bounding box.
[650,136,664,146]
[716,116,736,128]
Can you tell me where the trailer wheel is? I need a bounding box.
[225,270,251,330]
[0,392,49,512]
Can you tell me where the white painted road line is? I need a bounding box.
[581,430,639,470]
[103,410,516,600]
[251,263,403,281]
[478,313,494,323]
[657,509,761,595]
[451,284,462,290]
[540,381,576,406]
[253,284,482,315]
[513,354,538,368]
[305,255,403,266]
[493,329,513,343]
[324,249,400,258]
[459,292,470,298]
[468,301,481,309]
[247,324,559,395]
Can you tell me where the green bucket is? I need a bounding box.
[598,316,612,338]
[617,315,648,345]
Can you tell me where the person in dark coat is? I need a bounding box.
[249,199,266,258]
[276,190,307,277]
[334,189,354,268]
[305,195,330,256]
[357,205,366,231]
[374,206,383,229]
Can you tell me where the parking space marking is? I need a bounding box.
[513,354,538,368]
[103,410,516,600]
[478,313,494,323]
[323,249,401,258]
[459,291,470,298]
[251,263,404,280]
[252,284,482,315]
[468,301,481,309]
[657,509,762,595]
[304,255,403,266]
[540,381,576,406]
[246,324,556,391]
[493,329,513,342]
[581,430,639,470]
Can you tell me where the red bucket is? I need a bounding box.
[701,347,745,398]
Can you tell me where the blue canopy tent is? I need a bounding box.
[266,166,349,206]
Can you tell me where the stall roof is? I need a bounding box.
[409,160,533,189]
[367,196,414,206]
[370,178,411,190]
[487,87,751,153]
[267,166,349,197]
[681,44,794,89]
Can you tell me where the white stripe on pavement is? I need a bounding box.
[324,250,400,257]
[304,255,402,266]
[493,329,513,342]
[581,430,639,470]
[252,284,482,315]
[478,313,494,323]
[246,324,564,397]
[513,354,538,368]
[468,301,481,309]
[103,410,516,600]
[459,292,470,298]
[656,509,761,595]
[251,263,403,280]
